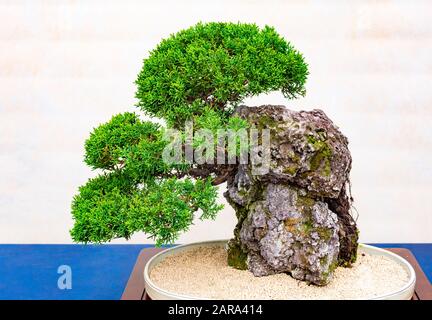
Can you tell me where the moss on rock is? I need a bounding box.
[227,240,248,270]
[307,135,332,177]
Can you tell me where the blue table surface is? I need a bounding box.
[0,243,430,300]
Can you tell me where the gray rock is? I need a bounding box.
[235,105,352,198]
[225,105,357,285]
[226,169,340,285]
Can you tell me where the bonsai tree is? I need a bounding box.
[71,22,358,285]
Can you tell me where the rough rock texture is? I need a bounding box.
[225,105,358,285]
[234,105,352,198]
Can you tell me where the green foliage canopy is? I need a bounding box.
[136,22,308,127]
[71,22,308,245]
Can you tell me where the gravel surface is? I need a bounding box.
[150,245,410,300]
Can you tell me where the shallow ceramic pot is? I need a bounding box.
[144,240,416,300]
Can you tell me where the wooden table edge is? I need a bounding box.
[121,248,164,300]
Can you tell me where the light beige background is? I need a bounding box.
[0,0,431,244]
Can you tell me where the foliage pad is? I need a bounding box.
[136,22,308,127]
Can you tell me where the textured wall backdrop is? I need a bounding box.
[0,0,431,243]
